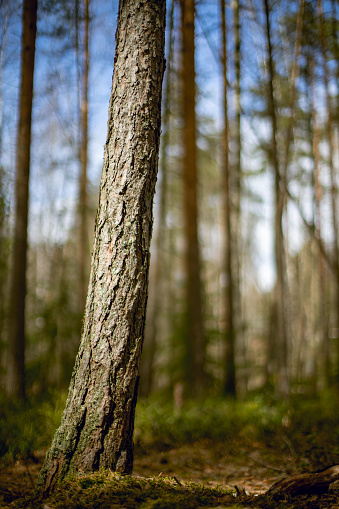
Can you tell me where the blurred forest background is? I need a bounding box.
[0,0,338,405]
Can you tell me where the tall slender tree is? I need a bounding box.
[220,0,236,397]
[263,0,289,399]
[141,0,175,397]
[317,0,339,380]
[6,0,37,400]
[78,0,90,312]
[309,50,329,384]
[179,0,205,396]
[36,0,166,496]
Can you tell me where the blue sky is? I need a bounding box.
[1,0,337,292]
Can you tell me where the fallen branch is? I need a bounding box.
[266,465,339,498]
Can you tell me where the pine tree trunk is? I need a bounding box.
[6,0,37,400]
[78,0,90,313]
[263,0,289,399]
[140,0,175,397]
[233,0,247,395]
[36,0,165,496]
[317,0,339,382]
[309,54,329,386]
[180,0,205,396]
[220,0,236,397]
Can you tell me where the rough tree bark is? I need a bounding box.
[36,0,165,496]
[180,0,205,397]
[6,0,37,400]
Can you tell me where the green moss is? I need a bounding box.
[34,472,235,509]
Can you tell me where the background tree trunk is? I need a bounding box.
[36,0,165,496]
[317,0,339,382]
[6,0,37,400]
[263,0,289,399]
[140,0,175,397]
[309,53,329,385]
[220,0,236,397]
[180,0,205,397]
[78,0,90,313]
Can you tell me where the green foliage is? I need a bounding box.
[134,395,287,447]
[0,391,66,464]
[134,391,339,471]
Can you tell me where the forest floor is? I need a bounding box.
[1,437,339,508]
[1,393,339,508]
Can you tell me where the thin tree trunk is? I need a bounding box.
[309,54,330,386]
[263,0,289,399]
[141,0,175,397]
[78,0,89,312]
[6,0,37,400]
[220,0,236,397]
[180,0,205,396]
[233,0,244,394]
[0,1,10,387]
[282,0,304,177]
[36,0,165,496]
[317,0,339,380]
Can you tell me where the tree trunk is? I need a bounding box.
[140,0,175,397]
[78,0,90,313]
[317,0,339,383]
[220,0,236,397]
[263,0,289,399]
[6,0,37,400]
[36,0,165,496]
[180,0,205,397]
[282,0,304,177]
[309,53,330,386]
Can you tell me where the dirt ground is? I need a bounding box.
[0,439,299,507]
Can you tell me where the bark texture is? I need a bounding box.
[266,465,339,498]
[36,0,165,496]
[6,0,37,400]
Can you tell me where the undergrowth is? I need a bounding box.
[1,390,339,508]
[1,390,339,469]
[0,391,66,463]
[134,394,287,447]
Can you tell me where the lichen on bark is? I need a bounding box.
[36,0,166,497]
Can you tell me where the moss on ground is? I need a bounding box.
[25,472,238,508]
[16,471,339,509]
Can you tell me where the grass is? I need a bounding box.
[0,390,66,463]
[1,390,339,508]
[1,390,339,468]
[134,394,288,447]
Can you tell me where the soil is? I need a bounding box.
[0,439,304,508]
[0,439,338,508]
